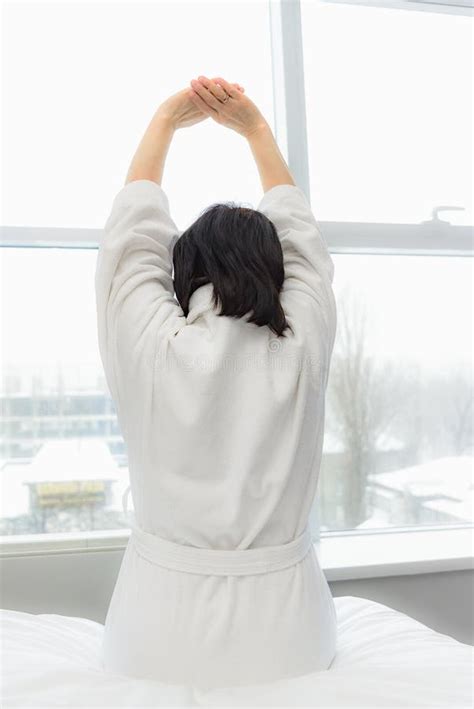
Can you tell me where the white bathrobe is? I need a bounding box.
[95,179,338,690]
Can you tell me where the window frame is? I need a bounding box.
[0,0,472,554]
[320,0,474,18]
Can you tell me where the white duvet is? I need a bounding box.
[1,596,472,708]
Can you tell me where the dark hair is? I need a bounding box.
[172,203,290,337]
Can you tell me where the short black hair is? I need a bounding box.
[173,203,290,337]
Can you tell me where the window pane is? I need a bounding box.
[1,247,131,535]
[301,1,473,224]
[317,253,473,532]
[4,249,471,537]
[2,1,273,230]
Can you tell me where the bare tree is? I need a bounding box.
[326,287,402,528]
[425,367,474,456]
[447,368,474,455]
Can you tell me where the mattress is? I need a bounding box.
[1,595,472,707]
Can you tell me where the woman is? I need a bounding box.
[96,75,337,690]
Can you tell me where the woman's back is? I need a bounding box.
[96,181,336,551]
[95,80,337,689]
[137,283,327,549]
[96,181,338,688]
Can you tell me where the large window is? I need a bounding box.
[2,1,274,230]
[319,254,472,531]
[1,0,274,537]
[301,1,472,225]
[1,0,472,539]
[1,248,127,534]
[301,0,473,532]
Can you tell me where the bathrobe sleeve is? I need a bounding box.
[95,179,183,405]
[257,184,337,344]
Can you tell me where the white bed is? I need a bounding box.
[1,596,472,708]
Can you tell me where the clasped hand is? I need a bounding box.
[126,74,289,190]
[156,76,268,139]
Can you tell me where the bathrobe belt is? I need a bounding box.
[122,485,313,576]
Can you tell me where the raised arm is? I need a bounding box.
[95,90,208,405]
[97,84,248,406]
[246,123,295,193]
[125,88,213,186]
[125,112,174,186]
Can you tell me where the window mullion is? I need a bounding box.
[321,0,474,17]
[269,0,311,201]
[0,226,101,248]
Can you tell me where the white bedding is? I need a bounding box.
[1,596,472,708]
